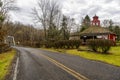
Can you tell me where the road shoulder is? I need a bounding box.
[4,49,19,80]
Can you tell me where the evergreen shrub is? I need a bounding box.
[54,40,82,49]
[88,39,114,53]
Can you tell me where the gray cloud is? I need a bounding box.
[115,0,120,5]
[76,0,86,4]
[87,5,102,16]
[103,7,120,15]
[9,0,120,26]
[104,0,114,3]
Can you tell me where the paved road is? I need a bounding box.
[14,47,120,80]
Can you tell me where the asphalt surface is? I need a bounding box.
[15,47,120,80]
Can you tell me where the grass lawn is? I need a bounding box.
[41,46,120,67]
[0,50,16,80]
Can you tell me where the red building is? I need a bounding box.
[80,15,116,43]
[92,15,116,42]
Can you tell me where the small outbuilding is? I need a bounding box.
[70,15,116,44]
[80,26,116,42]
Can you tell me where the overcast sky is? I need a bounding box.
[9,0,120,27]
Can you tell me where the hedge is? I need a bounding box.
[46,40,82,49]
[87,39,114,53]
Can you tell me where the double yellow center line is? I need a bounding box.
[40,54,89,80]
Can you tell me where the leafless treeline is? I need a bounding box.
[3,22,44,46]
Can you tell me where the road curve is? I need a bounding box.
[14,47,120,80]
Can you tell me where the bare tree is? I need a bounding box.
[32,0,61,40]
[102,19,110,27]
[102,19,114,27]
[0,0,15,22]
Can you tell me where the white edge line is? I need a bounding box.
[13,57,19,80]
